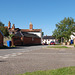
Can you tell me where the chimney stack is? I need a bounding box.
[8,21,11,29]
[12,24,15,30]
[29,22,33,30]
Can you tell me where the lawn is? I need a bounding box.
[19,66,75,75]
[47,46,68,48]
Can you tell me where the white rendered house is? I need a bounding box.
[70,32,75,40]
[42,36,55,44]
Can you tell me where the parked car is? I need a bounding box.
[50,41,55,45]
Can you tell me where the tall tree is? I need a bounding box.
[52,17,75,42]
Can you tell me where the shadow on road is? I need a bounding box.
[0,60,6,62]
[0,44,42,50]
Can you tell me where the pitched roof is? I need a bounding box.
[21,29,41,32]
[5,26,8,29]
[8,28,20,32]
[43,36,55,39]
[14,31,40,38]
[14,32,22,37]
[22,32,40,38]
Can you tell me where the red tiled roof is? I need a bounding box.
[21,29,41,32]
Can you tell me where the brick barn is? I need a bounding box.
[21,22,42,43]
[12,32,41,46]
[0,31,3,47]
[5,21,42,46]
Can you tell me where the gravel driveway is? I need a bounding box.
[0,47,75,75]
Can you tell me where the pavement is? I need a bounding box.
[0,45,75,75]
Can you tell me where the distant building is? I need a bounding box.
[0,31,3,47]
[42,36,55,44]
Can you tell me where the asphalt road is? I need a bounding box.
[0,45,45,56]
[0,46,75,75]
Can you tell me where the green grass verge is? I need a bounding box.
[55,44,62,45]
[19,66,75,75]
[47,46,68,48]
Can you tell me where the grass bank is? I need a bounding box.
[19,66,75,75]
[47,46,68,48]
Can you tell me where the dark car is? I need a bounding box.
[42,41,48,45]
[50,41,55,45]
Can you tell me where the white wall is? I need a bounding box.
[70,35,75,40]
[28,32,42,38]
[28,31,42,44]
[70,33,75,40]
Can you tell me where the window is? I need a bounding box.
[32,38,34,41]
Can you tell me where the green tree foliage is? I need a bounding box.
[42,32,44,37]
[0,21,9,36]
[52,17,75,42]
[0,22,4,26]
[9,34,14,38]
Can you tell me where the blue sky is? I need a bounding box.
[0,0,75,35]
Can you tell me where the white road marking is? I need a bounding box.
[0,52,22,59]
[12,53,17,55]
[0,56,3,58]
[11,54,17,57]
[17,53,23,55]
[4,54,11,57]
[2,56,9,59]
